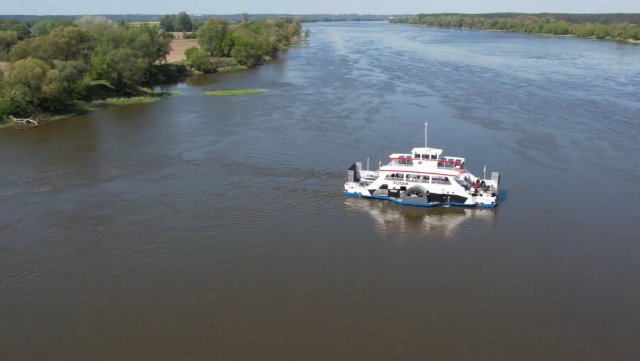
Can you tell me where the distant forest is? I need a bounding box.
[0,14,394,24]
[393,13,640,25]
[390,13,640,40]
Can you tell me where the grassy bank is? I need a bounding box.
[203,89,266,96]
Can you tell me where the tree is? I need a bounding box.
[5,58,84,112]
[184,46,211,72]
[0,19,30,39]
[52,59,90,102]
[50,27,96,62]
[177,12,193,32]
[0,31,19,60]
[0,69,10,119]
[103,48,148,93]
[160,15,175,32]
[197,19,231,57]
[9,27,95,64]
[229,28,264,66]
[76,15,114,33]
[7,58,53,111]
[31,17,76,37]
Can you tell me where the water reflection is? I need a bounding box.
[185,73,220,87]
[345,198,496,237]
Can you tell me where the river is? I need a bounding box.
[1,21,639,360]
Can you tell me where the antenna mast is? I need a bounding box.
[424,122,428,148]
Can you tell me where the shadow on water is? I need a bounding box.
[345,197,497,238]
[184,73,220,87]
[498,189,508,203]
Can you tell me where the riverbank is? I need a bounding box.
[0,90,178,129]
[1,27,302,129]
[390,14,640,44]
[403,23,640,44]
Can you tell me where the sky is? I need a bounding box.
[2,0,638,16]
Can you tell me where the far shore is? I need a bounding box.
[405,23,640,45]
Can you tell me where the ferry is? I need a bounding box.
[344,124,500,208]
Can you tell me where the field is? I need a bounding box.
[167,36,198,63]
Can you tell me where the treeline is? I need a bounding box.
[390,14,640,40]
[185,15,302,71]
[396,13,640,25]
[160,12,197,33]
[0,16,172,121]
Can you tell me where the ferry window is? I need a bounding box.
[433,176,450,184]
[422,154,428,159]
[431,155,437,159]
[456,179,470,190]
[414,154,420,158]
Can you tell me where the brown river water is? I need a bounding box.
[1,22,640,360]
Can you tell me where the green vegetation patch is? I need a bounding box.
[203,89,267,96]
[88,92,177,108]
[218,63,249,72]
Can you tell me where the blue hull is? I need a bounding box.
[344,192,497,208]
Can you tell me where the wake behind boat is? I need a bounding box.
[344,124,500,208]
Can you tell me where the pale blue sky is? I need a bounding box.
[3,0,638,16]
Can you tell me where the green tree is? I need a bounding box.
[0,31,19,60]
[0,19,30,39]
[197,19,232,57]
[31,17,76,36]
[160,15,175,32]
[9,27,95,64]
[76,15,114,33]
[184,46,211,72]
[177,12,193,32]
[52,59,90,102]
[51,27,96,62]
[103,48,148,93]
[229,28,264,66]
[0,69,9,120]
[7,58,53,111]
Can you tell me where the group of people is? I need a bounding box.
[464,176,486,191]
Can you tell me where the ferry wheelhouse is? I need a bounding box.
[344,127,500,208]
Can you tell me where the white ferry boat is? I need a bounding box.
[344,124,500,208]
